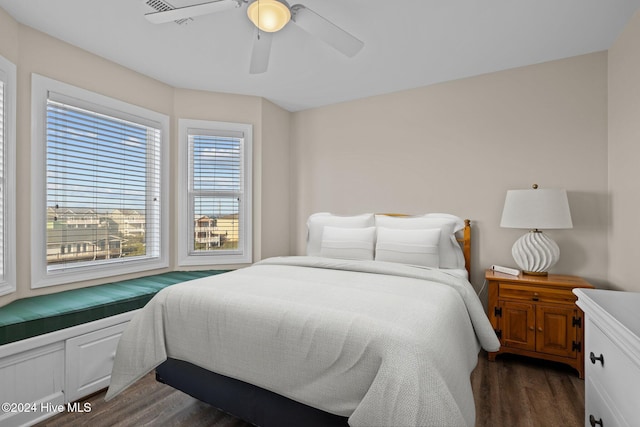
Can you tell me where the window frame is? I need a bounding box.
[31,74,169,288]
[177,119,253,266]
[0,55,16,296]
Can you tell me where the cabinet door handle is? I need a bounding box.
[589,414,603,427]
[589,352,604,366]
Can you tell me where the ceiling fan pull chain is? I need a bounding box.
[257,1,261,41]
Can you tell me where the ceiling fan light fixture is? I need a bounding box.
[247,0,291,33]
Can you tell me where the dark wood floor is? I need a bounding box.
[37,352,584,427]
[471,352,584,426]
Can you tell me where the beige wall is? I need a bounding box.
[608,10,640,292]
[3,4,637,305]
[0,8,18,63]
[291,53,609,290]
[0,11,291,306]
[259,98,291,259]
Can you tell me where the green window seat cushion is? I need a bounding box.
[0,270,227,346]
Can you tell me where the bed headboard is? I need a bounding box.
[378,214,471,278]
[458,219,471,278]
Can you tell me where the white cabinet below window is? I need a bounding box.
[574,289,640,427]
[0,310,136,427]
[65,322,127,402]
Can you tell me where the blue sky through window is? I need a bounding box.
[46,100,156,214]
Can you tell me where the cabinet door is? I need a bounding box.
[65,322,128,402]
[535,304,577,358]
[500,300,536,351]
[0,342,65,427]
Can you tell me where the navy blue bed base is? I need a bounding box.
[155,358,350,427]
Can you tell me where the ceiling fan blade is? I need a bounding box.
[145,0,237,24]
[249,30,273,74]
[291,5,364,57]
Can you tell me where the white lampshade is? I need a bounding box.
[500,186,572,275]
[247,0,291,33]
[500,188,573,230]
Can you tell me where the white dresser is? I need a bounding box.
[573,289,640,427]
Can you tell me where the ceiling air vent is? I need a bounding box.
[145,0,193,25]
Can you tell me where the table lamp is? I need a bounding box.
[500,184,573,275]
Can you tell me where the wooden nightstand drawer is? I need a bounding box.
[499,283,577,304]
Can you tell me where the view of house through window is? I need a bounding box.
[46,99,161,269]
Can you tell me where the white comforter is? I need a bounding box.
[106,257,500,426]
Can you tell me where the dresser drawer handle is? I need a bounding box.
[589,352,604,366]
[589,414,603,427]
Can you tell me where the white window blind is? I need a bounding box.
[189,131,243,253]
[0,79,5,281]
[0,55,16,296]
[45,97,161,271]
[178,119,252,266]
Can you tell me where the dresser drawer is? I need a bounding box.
[585,319,639,425]
[585,377,626,427]
[499,283,576,304]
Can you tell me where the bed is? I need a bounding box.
[105,213,500,427]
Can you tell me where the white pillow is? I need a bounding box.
[320,226,376,260]
[375,227,440,267]
[374,214,465,269]
[306,213,375,256]
[423,213,465,232]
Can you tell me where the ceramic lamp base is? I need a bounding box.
[511,230,559,275]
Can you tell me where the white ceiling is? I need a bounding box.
[1,0,639,112]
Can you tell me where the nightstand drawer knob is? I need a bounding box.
[589,352,604,366]
[589,414,603,427]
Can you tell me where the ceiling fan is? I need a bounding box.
[144,0,364,74]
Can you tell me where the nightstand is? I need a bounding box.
[486,269,594,378]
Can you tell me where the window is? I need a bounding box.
[178,119,252,266]
[0,55,16,296]
[31,75,169,288]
